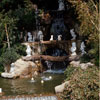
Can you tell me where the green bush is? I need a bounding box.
[0,44,26,72]
[0,48,20,67]
[0,57,4,72]
[61,66,99,100]
[13,43,26,56]
[64,65,75,81]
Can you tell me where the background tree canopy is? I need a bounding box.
[0,0,36,71]
[0,0,36,52]
[67,0,99,66]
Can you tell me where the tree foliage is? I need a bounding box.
[0,48,20,66]
[67,0,99,43]
[67,0,99,66]
[0,0,36,51]
[0,0,35,71]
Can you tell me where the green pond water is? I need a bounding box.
[0,73,65,96]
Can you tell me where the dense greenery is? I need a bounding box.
[61,66,99,100]
[68,0,99,42]
[0,48,20,66]
[67,0,99,66]
[0,45,26,72]
[64,65,75,81]
[0,0,35,71]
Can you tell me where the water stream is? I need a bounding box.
[0,73,65,96]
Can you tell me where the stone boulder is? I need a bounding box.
[1,59,37,79]
[70,60,94,70]
[70,61,80,67]
[80,62,94,70]
[55,81,70,93]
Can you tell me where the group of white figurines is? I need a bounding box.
[50,29,86,56]
[26,28,86,57]
[27,31,62,42]
[70,29,86,56]
[27,31,43,42]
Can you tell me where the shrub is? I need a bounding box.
[64,65,75,81]
[0,57,4,72]
[0,48,20,67]
[61,66,99,100]
[13,43,26,56]
[0,44,26,72]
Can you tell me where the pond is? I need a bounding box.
[0,73,65,96]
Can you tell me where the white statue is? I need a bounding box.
[50,35,53,41]
[37,30,43,41]
[32,48,35,55]
[58,0,65,11]
[32,36,35,42]
[40,35,44,41]
[80,42,86,55]
[58,35,62,41]
[0,88,2,93]
[45,61,52,70]
[28,32,32,42]
[24,36,27,42]
[70,29,76,40]
[37,46,41,53]
[10,63,15,73]
[70,42,77,56]
[26,45,32,57]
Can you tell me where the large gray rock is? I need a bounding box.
[1,73,15,78]
[70,60,94,70]
[1,59,37,79]
[70,61,80,67]
[80,62,94,70]
[80,63,88,70]
[55,81,70,93]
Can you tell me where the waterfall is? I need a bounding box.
[44,48,67,73]
[50,18,66,40]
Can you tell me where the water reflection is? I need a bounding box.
[0,73,64,96]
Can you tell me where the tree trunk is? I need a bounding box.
[22,55,68,62]
[5,24,10,50]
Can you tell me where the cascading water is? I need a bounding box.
[43,48,68,74]
[50,0,67,40]
[50,18,66,40]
